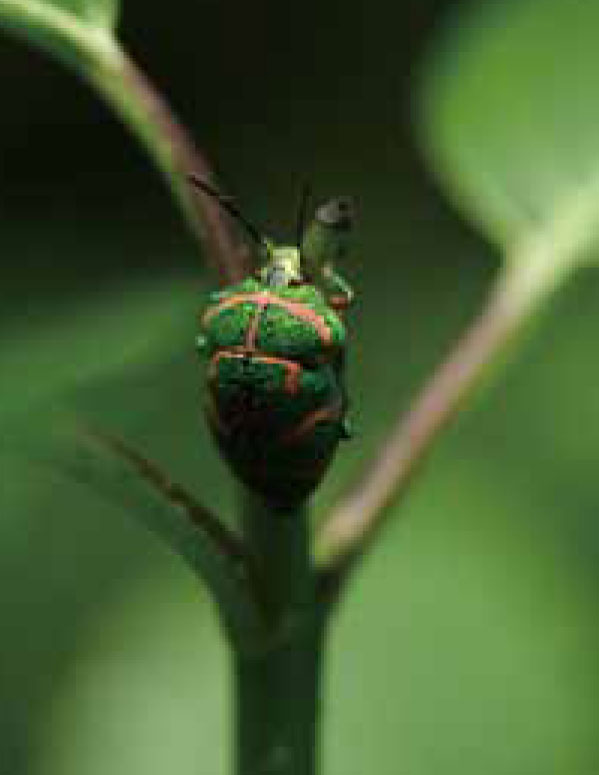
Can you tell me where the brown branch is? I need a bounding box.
[316,245,569,584]
[55,423,265,640]
[119,54,252,285]
[79,37,251,286]
[0,1,250,283]
[81,426,249,564]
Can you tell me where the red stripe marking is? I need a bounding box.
[245,299,268,350]
[203,292,333,346]
[208,349,302,395]
[282,399,344,444]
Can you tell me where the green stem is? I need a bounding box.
[236,492,326,775]
[0,0,247,283]
[316,231,580,572]
[85,40,247,284]
[235,627,324,775]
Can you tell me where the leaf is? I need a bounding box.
[0,0,119,72]
[0,275,195,420]
[419,0,599,262]
[15,417,262,645]
[0,0,244,284]
[320,0,599,573]
[46,0,118,28]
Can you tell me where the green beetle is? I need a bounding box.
[191,177,354,507]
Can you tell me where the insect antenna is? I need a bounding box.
[188,174,267,249]
[296,181,312,254]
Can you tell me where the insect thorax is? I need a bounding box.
[259,245,302,288]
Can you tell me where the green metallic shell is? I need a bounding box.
[198,277,349,506]
[206,278,345,356]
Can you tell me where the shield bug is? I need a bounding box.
[190,176,354,507]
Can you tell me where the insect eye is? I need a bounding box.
[316,197,355,230]
[332,198,354,227]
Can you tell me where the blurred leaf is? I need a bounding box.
[0,0,238,285]
[48,0,118,28]
[0,0,119,69]
[0,275,195,419]
[25,422,260,641]
[34,574,230,775]
[35,0,118,28]
[419,0,599,261]
[32,455,599,775]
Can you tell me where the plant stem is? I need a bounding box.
[234,628,324,775]
[86,41,250,284]
[236,492,326,775]
[316,228,580,573]
[0,0,249,283]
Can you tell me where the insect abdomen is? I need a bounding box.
[206,351,343,505]
[200,282,347,506]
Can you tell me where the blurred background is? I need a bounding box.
[2,0,599,773]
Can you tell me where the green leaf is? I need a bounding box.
[16,417,262,646]
[47,0,118,28]
[0,275,195,420]
[0,0,241,284]
[419,0,599,264]
[0,0,119,70]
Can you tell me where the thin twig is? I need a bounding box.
[81,425,249,563]
[316,239,575,586]
[112,51,253,285]
[0,0,251,284]
[22,417,263,640]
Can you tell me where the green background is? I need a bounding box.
[2,1,599,773]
